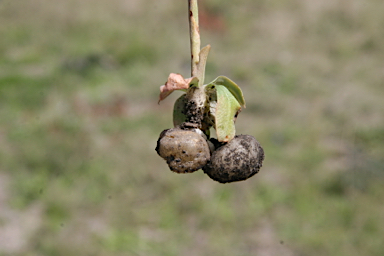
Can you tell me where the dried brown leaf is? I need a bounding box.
[158,73,197,103]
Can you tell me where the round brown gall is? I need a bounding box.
[203,135,264,183]
[156,127,211,173]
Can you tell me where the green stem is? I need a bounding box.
[188,0,200,77]
[185,0,210,130]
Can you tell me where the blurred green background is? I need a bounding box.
[1,0,383,255]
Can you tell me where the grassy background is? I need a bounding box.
[1,0,384,255]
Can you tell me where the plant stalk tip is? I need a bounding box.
[188,0,201,78]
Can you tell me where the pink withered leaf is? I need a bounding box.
[158,73,198,103]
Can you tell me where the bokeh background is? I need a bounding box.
[1,0,383,255]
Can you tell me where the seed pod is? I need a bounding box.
[156,127,210,173]
[203,135,264,183]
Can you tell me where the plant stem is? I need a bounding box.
[185,0,209,130]
[188,0,200,77]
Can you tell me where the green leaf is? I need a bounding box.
[173,94,187,127]
[210,76,246,108]
[196,45,211,87]
[206,84,241,142]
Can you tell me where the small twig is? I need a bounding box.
[188,0,200,78]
